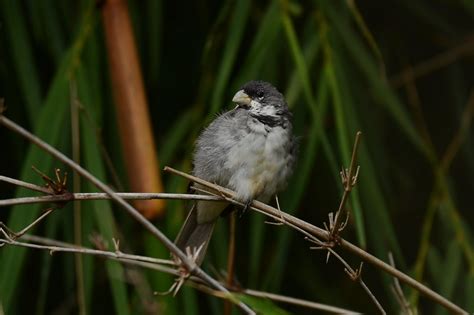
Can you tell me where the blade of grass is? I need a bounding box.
[77,50,131,314]
[322,3,429,159]
[232,0,281,87]
[34,210,61,315]
[79,84,131,315]
[145,0,162,86]
[324,48,366,248]
[26,0,66,63]
[0,4,96,311]
[209,0,251,114]
[465,273,474,310]
[237,294,290,315]
[0,0,42,122]
[262,10,342,290]
[431,241,461,315]
[78,24,103,314]
[145,160,189,315]
[159,109,195,166]
[242,0,288,287]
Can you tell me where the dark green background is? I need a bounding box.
[0,0,473,314]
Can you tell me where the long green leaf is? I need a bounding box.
[0,5,96,312]
[209,0,251,114]
[0,0,42,122]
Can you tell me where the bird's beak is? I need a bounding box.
[232,90,252,107]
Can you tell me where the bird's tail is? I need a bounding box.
[174,204,216,266]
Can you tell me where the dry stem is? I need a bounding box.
[0,190,223,207]
[163,166,468,314]
[0,234,358,314]
[0,114,254,315]
[330,131,362,237]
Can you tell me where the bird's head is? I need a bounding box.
[232,81,290,119]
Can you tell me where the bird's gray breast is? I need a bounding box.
[193,109,294,205]
[228,117,293,202]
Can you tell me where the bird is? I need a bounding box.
[175,80,296,266]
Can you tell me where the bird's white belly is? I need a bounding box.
[225,125,291,203]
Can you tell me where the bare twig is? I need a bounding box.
[330,131,362,237]
[265,195,285,225]
[329,250,385,315]
[0,175,52,194]
[299,226,383,312]
[0,114,255,315]
[0,191,223,207]
[0,234,370,314]
[163,166,468,314]
[7,234,175,266]
[389,253,415,315]
[0,208,55,243]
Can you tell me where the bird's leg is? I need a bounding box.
[238,200,253,217]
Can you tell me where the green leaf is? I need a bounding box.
[237,294,291,315]
[0,0,42,121]
[209,0,251,114]
[78,62,131,315]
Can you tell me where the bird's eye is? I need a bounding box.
[256,91,264,100]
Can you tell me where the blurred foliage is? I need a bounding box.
[0,0,473,314]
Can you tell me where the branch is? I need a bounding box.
[1,234,360,314]
[0,175,52,194]
[163,166,468,314]
[1,234,174,266]
[0,191,223,207]
[0,114,255,315]
[331,131,362,236]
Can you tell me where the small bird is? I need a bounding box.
[175,80,296,265]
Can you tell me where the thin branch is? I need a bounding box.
[163,166,468,314]
[275,208,384,312]
[5,234,175,266]
[0,175,52,194]
[11,208,54,238]
[389,253,415,315]
[331,131,362,236]
[0,191,223,207]
[329,250,385,314]
[5,234,359,314]
[0,114,255,315]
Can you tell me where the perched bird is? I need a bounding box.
[175,80,296,265]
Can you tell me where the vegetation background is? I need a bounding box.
[0,0,473,314]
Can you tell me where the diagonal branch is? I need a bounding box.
[163,166,468,315]
[0,175,52,194]
[0,113,255,315]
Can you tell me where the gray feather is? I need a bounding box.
[175,81,296,266]
[174,203,216,266]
